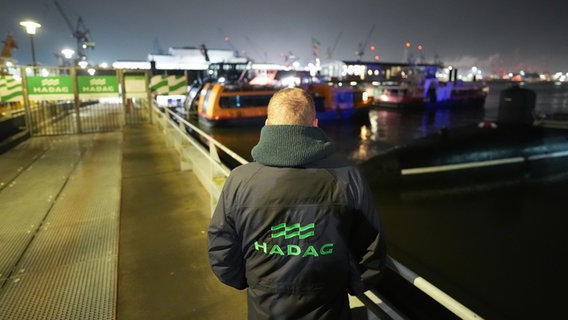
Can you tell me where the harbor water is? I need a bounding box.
[194,81,568,319]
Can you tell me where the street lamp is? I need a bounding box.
[19,20,41,66]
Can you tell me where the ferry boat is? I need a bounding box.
[320,60,488,109]
[186,63,372,127]
[376,77,488,108]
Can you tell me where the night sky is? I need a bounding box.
[3,0,568,74]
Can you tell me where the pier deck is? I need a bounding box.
[0,124,246,320]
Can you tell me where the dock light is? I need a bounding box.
[61,48,75,59]
[19,20,41,66]
[20,20,41,34]
[60,48,75,67]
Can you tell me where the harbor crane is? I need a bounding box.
[355,24,375,61]
[326,31,343,60]
[53,0,94,64]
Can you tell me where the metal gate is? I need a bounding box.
[18,66,152,136]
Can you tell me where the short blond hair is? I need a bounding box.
[266,88,316,126]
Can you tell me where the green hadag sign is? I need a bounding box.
[78,76,119,98]
[27,76,74,100]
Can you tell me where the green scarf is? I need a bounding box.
[251,125,335,167]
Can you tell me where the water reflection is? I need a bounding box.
[330,105,487,163]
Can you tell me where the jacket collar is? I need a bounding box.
[251,125,335,167]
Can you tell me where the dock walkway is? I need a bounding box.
[0,124,246,320]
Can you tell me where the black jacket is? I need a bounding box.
[208,125,386,320]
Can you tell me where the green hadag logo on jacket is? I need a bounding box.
[271,223,315,239]
[254,223,333,257]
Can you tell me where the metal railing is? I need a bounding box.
[152,106,247,213]
[151,104,484,320]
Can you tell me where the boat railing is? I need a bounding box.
[151,102,484,320]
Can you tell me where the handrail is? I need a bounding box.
[165,109,249,166]
[151,105,484,320]
[387,257,484,320]
[151,105,247,214]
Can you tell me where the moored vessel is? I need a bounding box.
[320,60,488,109]
[186,62,372,127]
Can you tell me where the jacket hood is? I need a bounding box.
[251,125,335,167]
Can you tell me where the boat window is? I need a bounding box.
[219,95,273,108]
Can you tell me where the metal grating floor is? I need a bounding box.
[0,132,121,320]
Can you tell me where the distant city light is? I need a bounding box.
[281,76,300,88]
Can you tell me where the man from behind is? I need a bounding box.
[208,87,386,319]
